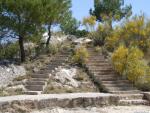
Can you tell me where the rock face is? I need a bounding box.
[42,33,68,45]
[0,62,26,87]
[54,67,79,88]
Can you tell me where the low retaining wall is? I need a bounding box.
[0,93,118,112]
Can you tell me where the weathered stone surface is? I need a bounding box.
[0,63,26,87]
[0,93,117,111]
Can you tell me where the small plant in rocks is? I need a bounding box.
[72,46,89,66]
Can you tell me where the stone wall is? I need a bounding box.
[0,93,119,112]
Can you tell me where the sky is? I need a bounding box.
[71,0,150,21]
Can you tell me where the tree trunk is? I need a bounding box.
[19,35,25,62]
[46,24,51,47]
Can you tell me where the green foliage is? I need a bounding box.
[0,0,71,62]
[105,15,150,52]
[0,0,44,62]
[73,30,88,37]
[90,0,132,27]
[83,16,96,32]
[88,23,111,46]
[72,46,89,66]
[112,45,128,75]
[95,46,102,53]
[60,11,80,35]
[41,0,71,46]
[46,44,59,55]
[0,42,19,60]
[112,45,149,83]
[126,47,147,82]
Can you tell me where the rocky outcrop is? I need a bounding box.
[54,67,79,88]
[0,62,26,87]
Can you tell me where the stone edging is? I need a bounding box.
[0,93,118,111]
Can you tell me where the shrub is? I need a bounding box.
[112,45,128,75]
[105,15,150,52]
[83,16,96,32]
[89,24,112,46]
[112,45,149,84]
[46,44,59,55]
[126,47,148,82]
[105,27,122,51]
[95,46,102,53]
[72,46,89,66]
[0,42,19,60]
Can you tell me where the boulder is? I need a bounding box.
[42,32,68,45]
[54,67,79,88]
[0,64,26,87]
[73,38,92,45]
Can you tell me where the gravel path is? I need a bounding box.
[31,106,150,113]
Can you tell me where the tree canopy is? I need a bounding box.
[90,0,132,27]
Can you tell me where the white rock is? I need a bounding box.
[54,68,79,88]
[42,32,68,45]
[0,64,26,87]
[73,38,92,45]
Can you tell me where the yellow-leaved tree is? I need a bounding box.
[112,45,149,83]
[112,45,128,75]
[105,15,150,52]
[126,47,147,82]
[83,15,96,32]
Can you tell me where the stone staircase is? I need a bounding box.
[24,50,70,95]
[85,47,149,105]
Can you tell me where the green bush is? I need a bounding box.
[72,46,89,66]
[0,42,19,60]
[46,44,59,55]
[105,15,150,52]
[112,45,149,84]
[89,24,111,46]
[136,82,150,91]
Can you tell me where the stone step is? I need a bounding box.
[116,94,144,100]
[29,78,48,82]
[26,81,46,85]
[119,99,149,106]
[88,57,105,60]
[51,58,67,61]
[94,74,118,78]
[103,83,133,87]
[106,86,137,91]
[87,66,113,69]
[31,73,49,79]
[87,63,111,67]
[24,91,41,95]
[89,68,114,72]
[37,70,52,74]
[87,60,108,63]
[25,85,44,91]
[110,90,141,94]
[94,76,120,81]
[101,80,130,84]
[92,71,116,75]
